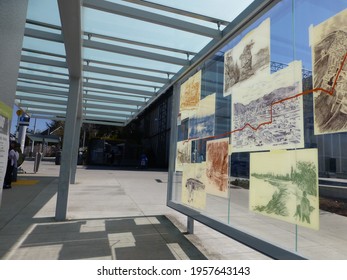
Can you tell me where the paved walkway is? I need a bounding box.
[0,160,346,260]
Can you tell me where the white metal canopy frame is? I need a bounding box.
[16,0,279,221]
[17,0,258,128]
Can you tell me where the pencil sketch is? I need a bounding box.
[310,8,347,135]
[179,71,201,119]
[250,149,319,230]
[206,138,229,198]
[175,140,191,172]
[231,61,304,152]
[224,18,270,96]
[181,163,207,209]
[189,93,216,139]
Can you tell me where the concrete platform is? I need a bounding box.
[0,160,346,260]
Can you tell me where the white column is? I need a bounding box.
[0,0,28,206]
[70,115,82,184]
[55,77,81,221]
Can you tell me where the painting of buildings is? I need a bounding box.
[250,149,319,230]
[179,70,201,119]
[206,138,229,198]
[188,93,216,139]
[224,18,270,97]
[231,61,304,152]
[310,8,347,135]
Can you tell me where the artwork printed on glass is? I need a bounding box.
[179,70,201,119]
[175,140,191,172]
[223,18,270,97]
[188,93,216,139]
[181,163,207,210]
[206,138,229,198]
[231,61,305,152]
[191,139,207,164]
[250,149,319,230]
[310,8,347,135]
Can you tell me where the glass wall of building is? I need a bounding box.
[168,0,347,259]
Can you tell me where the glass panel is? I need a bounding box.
[27,0,62,27]
[169,0,347,259]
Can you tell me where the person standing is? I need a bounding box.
[3,141,17,189]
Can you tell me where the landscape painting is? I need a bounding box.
[310,8,347,135]
[206,138,229,198]
[180,70,201,119]
[250,149,319,230]
[231,60,304,152]
[175,140,191,172]
[181,163,207,210]
[188,93,216,139]
[223,18,270,97]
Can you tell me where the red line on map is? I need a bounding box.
[183,51,347,144]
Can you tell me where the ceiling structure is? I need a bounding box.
[16,0,255,128]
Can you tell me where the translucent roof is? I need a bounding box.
[16,0,255,126]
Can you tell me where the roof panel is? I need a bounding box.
[18,0,257,126]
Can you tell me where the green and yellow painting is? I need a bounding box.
[250,149,319,230]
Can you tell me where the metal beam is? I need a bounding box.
[24,27,64,43]
[57,0,82,78]
[17,79,69,90]
[82,119,125,127]
[55,77,81,221]
[20,66,69,77]
[83,0,221,38]
[21,55,67,68]
[83,115,127,123]
[85,58,176,76]
[18,73,69,85]
[84,81,154,97]
[84,76,158,89]
[84,32,197,56]
[83,88,146,100]
[84,65,168,84]
[19,103,66,112]
[25,108,66,115]
[123,0,230,26]
[83,102,137,112]
[26,19,62,31]
[83,108,131,117]
[84,39,189,66]
[84,94,146,106]
[17,85,68,96]
[22,48,66,59]
[15,95,67,105]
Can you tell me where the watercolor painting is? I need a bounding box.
[310,8,347,135]
[205,138,229,198]
[250,149,319,230]
[179,71,201,119]
[191,139,207,163]
[181,163,207,209]
[175,140,191,172]
[188,93,216,139]
[224,18,270,97]
[231,61,304,152]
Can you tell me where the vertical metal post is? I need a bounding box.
[55,77,81,221]
[187,216,194,234]
[70,115,82,184]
